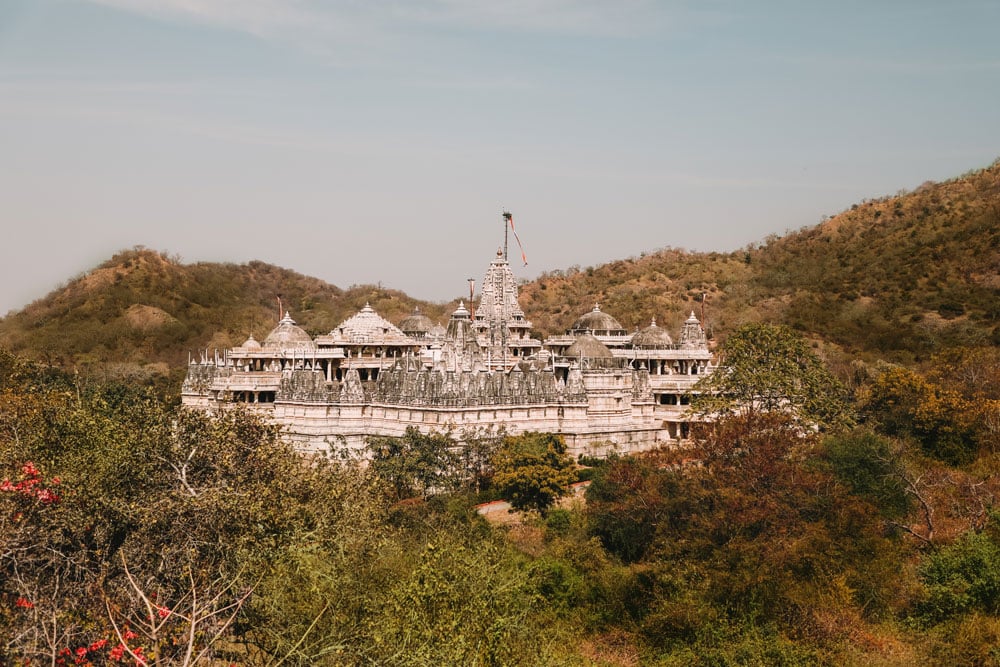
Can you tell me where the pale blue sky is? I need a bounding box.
[1,0,998,315]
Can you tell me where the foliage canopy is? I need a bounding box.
[693,322,851,430]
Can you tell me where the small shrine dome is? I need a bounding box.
[240,334,262,350]
[571,304,626,335]
[451,301,471,320]
[399,307,435,336]
[631,318,674,349]
[264,312,316,351]
[564,333,614,359]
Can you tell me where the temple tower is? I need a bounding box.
[473,223,541,366]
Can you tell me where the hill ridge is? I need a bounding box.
[2,160,998,380]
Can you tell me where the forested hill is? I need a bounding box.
[746,162,1000,359]
[0,249,449,379]
[519,160,1000,361]
[2,160,998,379]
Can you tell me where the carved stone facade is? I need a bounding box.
[182,245,715,457]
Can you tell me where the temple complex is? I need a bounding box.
[182,228,715,458]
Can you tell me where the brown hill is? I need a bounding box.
[745,163,1000,360]
[519,160,1000,363]
[2,160,997,383]
[0,247,451,383]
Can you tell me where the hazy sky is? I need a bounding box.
[2,0,998,315]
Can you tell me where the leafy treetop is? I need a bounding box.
[693,322,852,431]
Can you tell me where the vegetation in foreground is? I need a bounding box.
[4,318,1000,665]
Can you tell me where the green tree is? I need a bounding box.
[585,453,709,563]
[492,432,575,516]
[693,322,851,431]
[0,364,367,665]
[861,363,979,464]
[367,427,462,500]
[918,512,1000,624]
[819,429,912,520]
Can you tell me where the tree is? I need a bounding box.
[0,364,370,665]
[918,512,1000,624]
[367,427,462,500]
[492,432,575,515]
[586,453,709,563]
[861,363,979,465]
[693,322,851,431]
[819,429,912,520]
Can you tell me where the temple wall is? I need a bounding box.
[182,363,698,457]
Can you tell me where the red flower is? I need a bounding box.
[89,639,108,652]
[21,462,39,477]
[109,644,125,661]
[156,606,171,619]
[75,647,88,657]
[15,597,34,609]
[36,489,60,504]
[123,629,138,641]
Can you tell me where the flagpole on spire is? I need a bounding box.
[502,211,511,262]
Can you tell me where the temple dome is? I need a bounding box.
[631,318,673,348]
[264,312,316,350]
[399,307,435,335]
[564,333,614,359]
[571,304,625,335]
[332,303,411,344]
[240,334,261,350]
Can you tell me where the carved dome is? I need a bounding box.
[240,334,261,350]
[571,304,625,335]
[631,318,673,348]
[264,313,316,350]
[399,307,435,335]
[564,333,614,359]
[332,303,411,345]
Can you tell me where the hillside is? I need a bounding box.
[2,161,998,380]
[0,248,450,383]
[747,164,1000,360]
[519,160,1000,362]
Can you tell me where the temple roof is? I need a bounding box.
[240,333,261,350]
[398,307,435,334]
[631,318,674,348]
[475,251,528,326]
[329,303,413,345]
[679,311,708,349]
[263,313,316,351]
[564,333,614,359]
[571,304,626,335]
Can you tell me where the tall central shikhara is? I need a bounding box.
[472,212,535,367]
[476,249,522,324]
